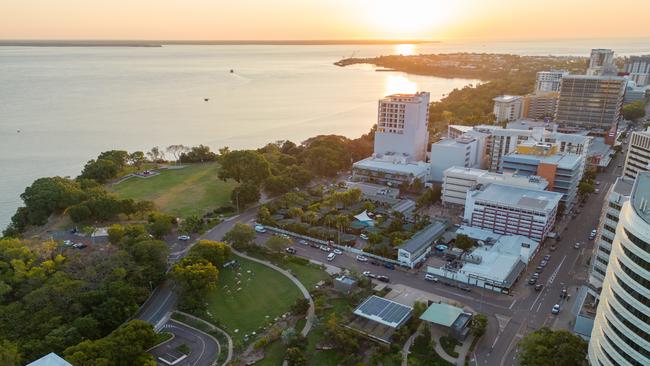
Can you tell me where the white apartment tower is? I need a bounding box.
[587,172,650,366]
[624,128,650,180]
[624,55,650,86]
[374,92,430,161]
[492,95,523,123]
[587,49,617,76]
[535,71,568,93]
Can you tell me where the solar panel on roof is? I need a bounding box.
[353,296,413,328]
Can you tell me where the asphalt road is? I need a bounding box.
[150,319,220,366]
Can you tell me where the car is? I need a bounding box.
[543,254,551,261]
[178,235,190,241]
[458,284,471,292]
[327,253,336,261]
[333,249,343,255]
[299,239,308,245]
[359,233,369,240]
[356,255,368,262]
[424,274,438,282]
[376,275,390,283]
[534,284,544,291]
[595,188,600,194]
[551,304,561,314]
[561,288,568,298]
[73,243,87,249]
[536,265,543,272]
[383,262,395,270]
[574,242,581,249]
[362,271,375,278]
[370,259,381,266]
[285,247,296,254]
[254,225,266,233]
[549,245,557,252]
[540,260,548,267]
[532,272,540,279]
[63,240,74,247]
[596,181,601,186]
[319,245,331,252]
[309,242,320,249]
[280,233,290,239]
[528,278,537,285]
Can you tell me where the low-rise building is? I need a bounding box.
[493,95,523,122]
[464,183,562,242]
[352,154,430,187]
[348,295,413,344]
[27,353,72,366]
[334,275,358,294]
[419,303,473,340]
[442,166,548,206]
[429,136,481,182]
[397,221,447,268]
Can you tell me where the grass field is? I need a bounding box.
[110,163,237,218]
[203,255,302,342]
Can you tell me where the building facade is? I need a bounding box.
[587,172,650,366]
[352,155,430,187]
[535,71,568,93]
[555,75,626,130]
[587,49,617,76]
[464,183,562,242]
[429,136,481,182]
[374,92,430,161]
[623,128,650,180]
[493,95,523,123]
[624,55,650,86]
[523,92,559,121]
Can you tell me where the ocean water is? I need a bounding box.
[1,38,649,229]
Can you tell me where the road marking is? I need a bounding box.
[192,330,207,366]
[547,255,567,285]
[147,290,173,323]
[490,334,500,349]
[509,299,517,309]
[536,302,542,313]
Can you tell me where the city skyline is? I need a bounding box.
[2,0,650,41]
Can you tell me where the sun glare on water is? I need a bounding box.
[384,74,418,95]
[368,0,456,38]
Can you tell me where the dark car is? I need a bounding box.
[528,277,537,285]
[377,275,390,283]
[534,284,544,291]
[458,284,471,292]
[383,262,395,270]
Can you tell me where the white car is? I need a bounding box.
[356,255,368,262]
[362,271,375,278]
[574,242,581,249]
[333,249,343,255]
[319,245,331,252]
[424,274,438,282]
[178,235,191,241]
[551,304,561,314]
[299,239,308,245]
[359,233,369,240]
[254,225,266,233]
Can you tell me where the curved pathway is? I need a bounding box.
[174,311,234,366]
[231,248,316,337]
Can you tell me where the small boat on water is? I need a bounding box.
[204,98,209,102]
[230,69,234,73]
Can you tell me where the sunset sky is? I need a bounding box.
[2,0,650,40]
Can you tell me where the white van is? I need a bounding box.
[327,253,336,262]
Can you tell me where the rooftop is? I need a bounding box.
[469,183,562,211]
[612,177,635,196]
[444,166,548,190]
[562,74,626,81]
[398,221,447,255]
[27,353,73,366]
[432,137,476,148]
[353,156,429,176]
[503,151,583,170]
[419,303,466,327]
[506,119,555,130]
[493,95,521,103]
[632,172,650,225]
[353,295,413,328]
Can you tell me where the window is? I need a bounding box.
[608,302,650,342]
[623,228,650,253]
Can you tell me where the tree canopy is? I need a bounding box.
[517,327,587,366]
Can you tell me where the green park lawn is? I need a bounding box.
[203,255,302,342]
[110,163,237,218]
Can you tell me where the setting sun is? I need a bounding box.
[366,0,457,37]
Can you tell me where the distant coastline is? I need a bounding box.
[0,39,438,47]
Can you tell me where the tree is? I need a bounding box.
[179,145,218,163]
[179,215,204,234]
[223,223,256,248]
[0,339,21,366]
[287,207,304,220]
[127,151,146,168]
[410,324,433,358]
[231,182,261,209]
[416,186,441,209]
[18,177,85,227]
[219,150,271,184]
[578,181,595,198]
[146,146,165,163]
[471,314,487,338]
[285,347,307,366]
[171,259,219,310]
[78,159,119,183]
[518,327,587,366]
[166,144,188,163]
[622,100,646,121]
[188,240,231,268]
[454,234,475,254]
[97,150,129,169]
[290,298,310,316]
[266,235,291,253]
[147,212,175,238]
[257,206,273,225]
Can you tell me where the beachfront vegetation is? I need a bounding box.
[0,227,168,363]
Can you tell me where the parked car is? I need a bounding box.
[540,260,548,267]
[285,247,296,254]
[383,262,395,270]
[458,284,471,292]
[178,235,190,241]
[549,245,557,252]
[532,272,540,279]
[356,255,368,262]
[536,265,543,272]
[73,243,87,249]
[63,240,74,247]
[370,259,381,266]
[333,249,343,255]
[299,239,308,246]
[424,274,438,282]
[528,278,537,285]
[574,242,581,249]
[327,253,336,261]
[589,229,597,240]
[561,288,568,298]
[551,304,561,314]
[319,245,331,252]
[362,271,375,278]
[280,233,290,239]
[377,275,390,283]
[534,284,544,291]
[359,233,369,240]
[309,242,320,249]
[543,254,551,261]
[254,225,266,233]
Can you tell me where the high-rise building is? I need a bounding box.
[535,71,568,93]
[587,172,650,366]
[588,177,634,292]
[555,75,627,130]
[493,95,523,123]
[523,92,559,120]
[429,136,481,182]
[623,128,650,180]
[374,92,430,161]
[624,55,650,86]
[587,49,617,76]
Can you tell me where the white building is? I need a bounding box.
[374,92,430,161]
[587,48,617,76]
[587,172,650,366]
[427,226,539,293]
[429,136,481,182]
[535,71,568,93]
[442,166,548,206]
[588,177,634,292]
[492,95,523,123]
[397,221,447,268]
[464,183,562,242]
[624,55,650,86]
[352,154,430,187]
[623,128,650,180]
